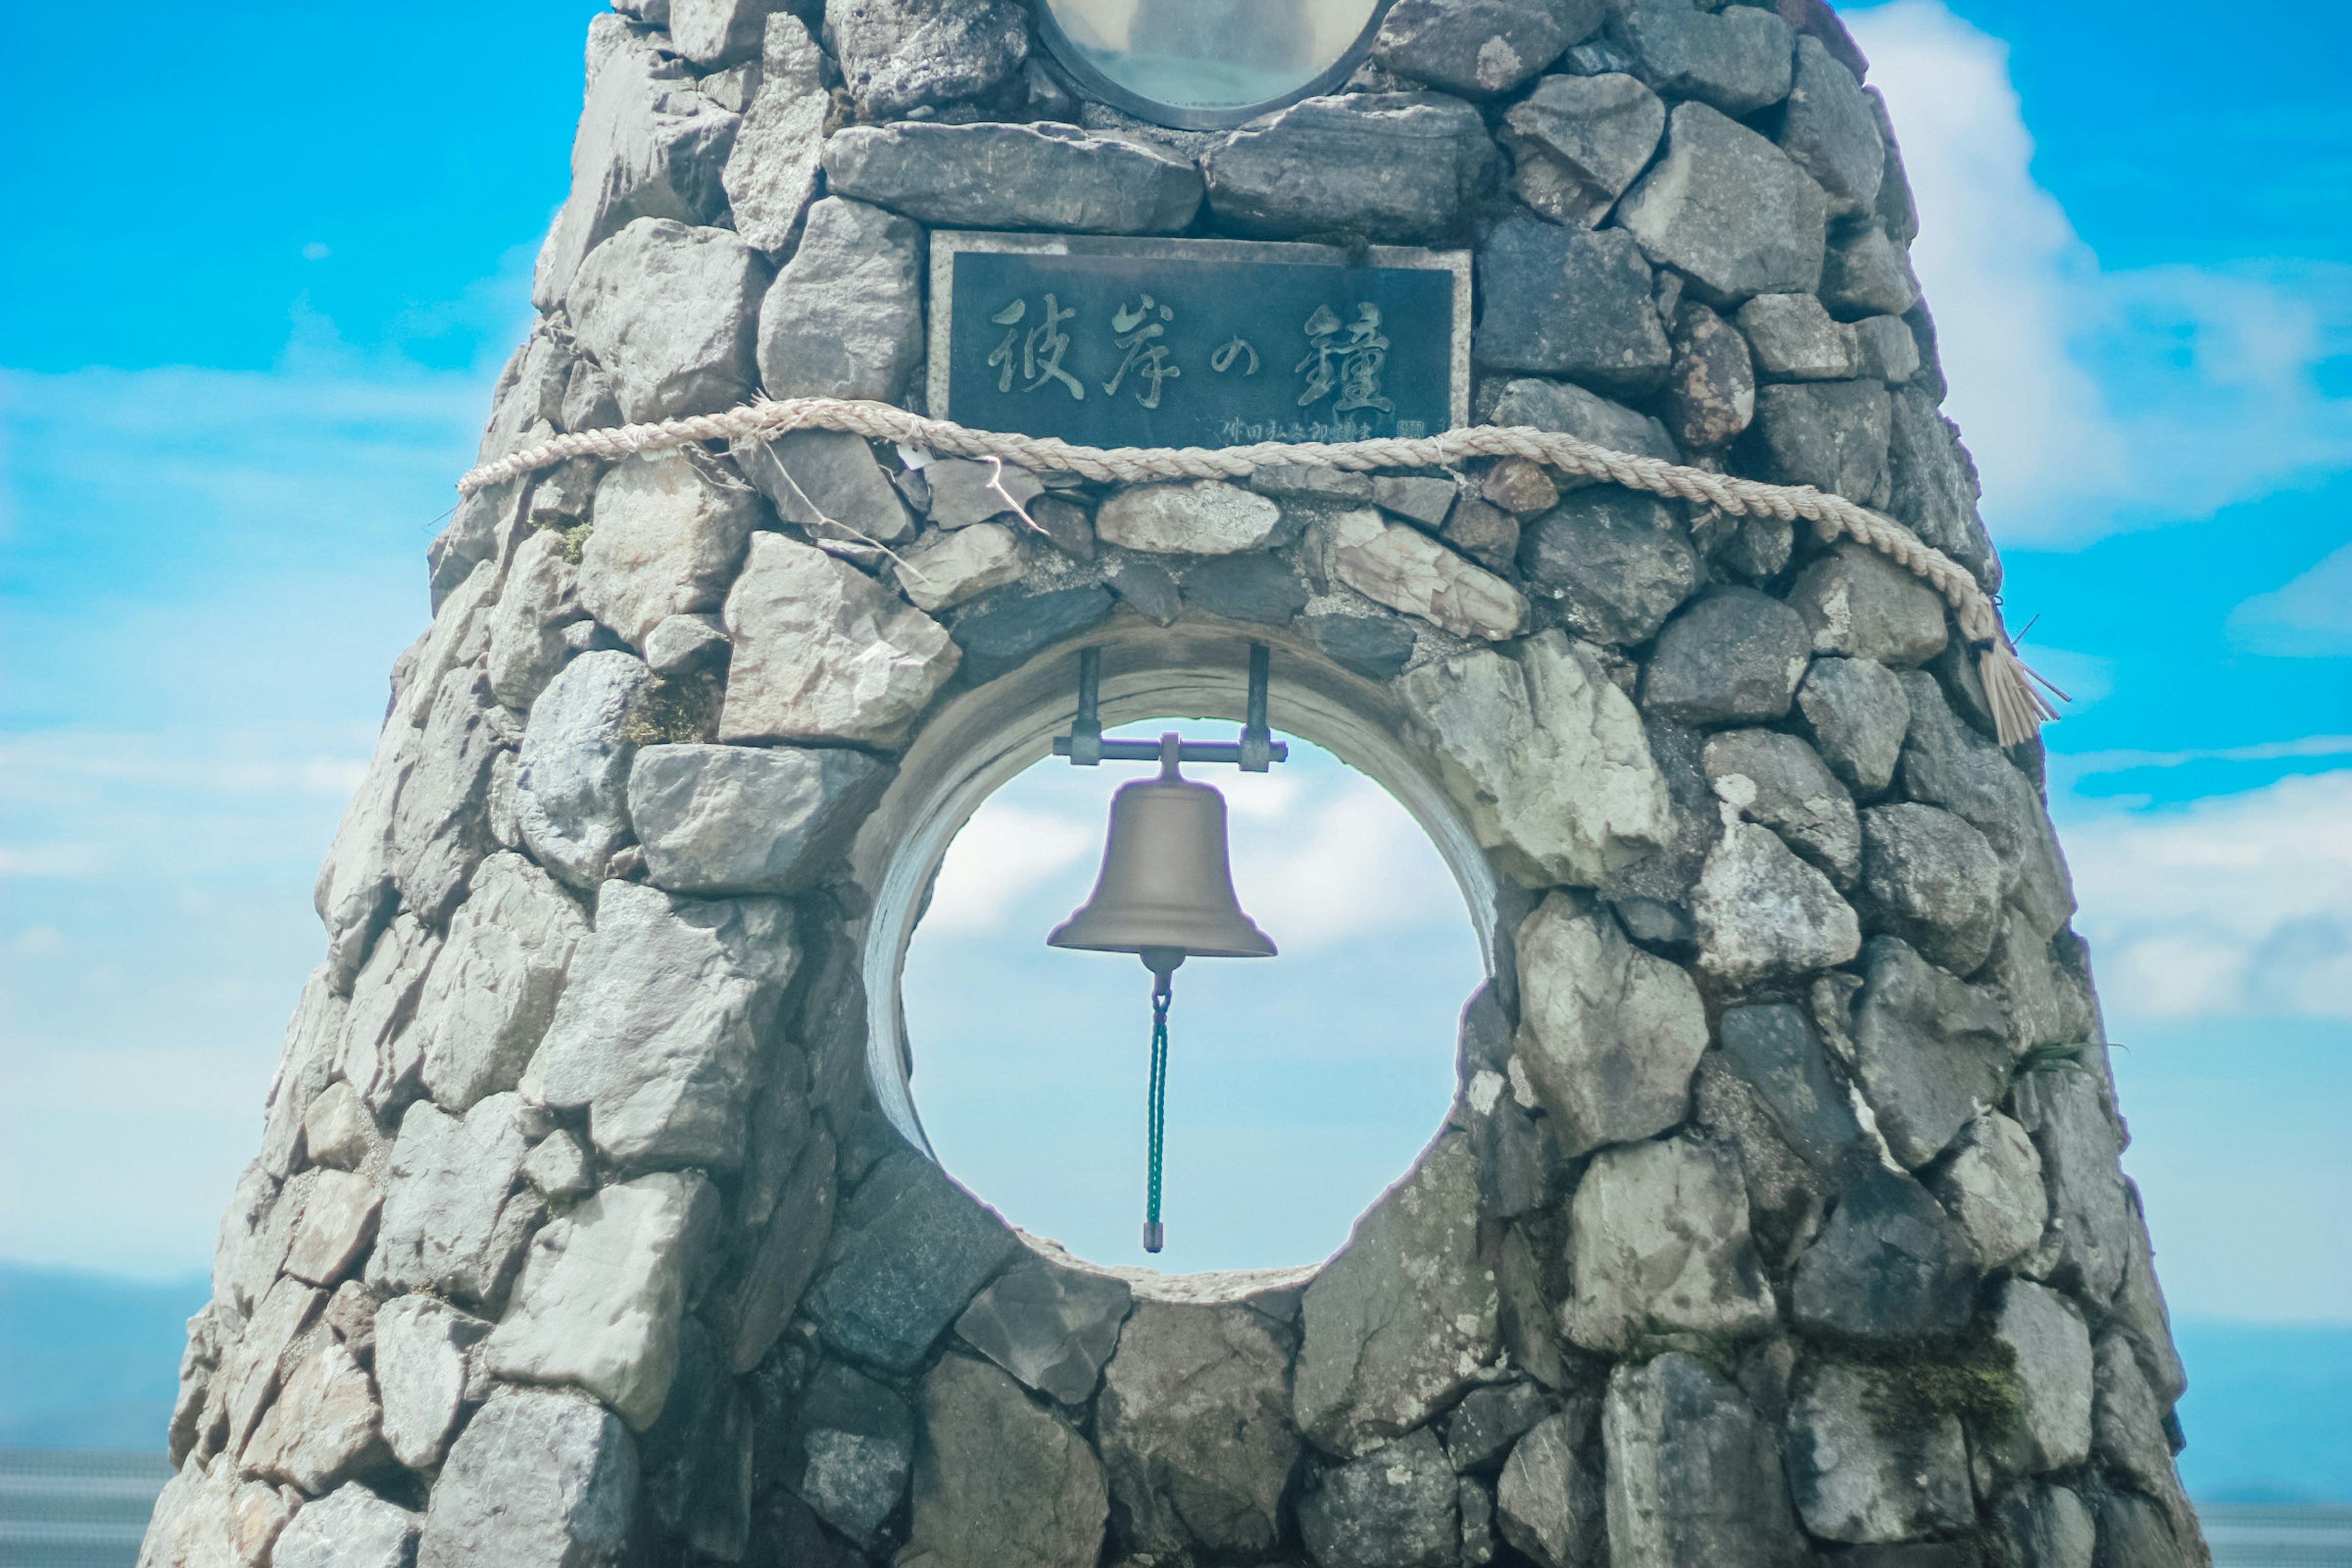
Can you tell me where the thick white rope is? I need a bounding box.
[460,396,2057,745]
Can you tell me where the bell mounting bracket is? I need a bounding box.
[1052,644,1288,771]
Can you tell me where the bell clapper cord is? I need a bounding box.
[1143,954,1175,1256]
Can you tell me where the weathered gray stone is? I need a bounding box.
[1444,1381,1555,1471]
[2097,1491,2199,1568]
[802,1150,1019,1373]
[1603,1352,1804,1568]
[1618,101,1826,305]
[1785,1362,1971,1543]
[1719,1003,1862,1169]
[1304,608,1419,682]
[299,1082,374,1174]
[1372,474,1460,530]
[1853,313,1921,382]
[1401,630,1671,886]
[1693,821,1860,984]
[576,453,761,649]
[891,522,1020,612]
[1096,479,1280,554]
[1704,728,1860,886]
[1026,494,1095,560]
[827,0,1030,119]
[669,0,794,67]
[1736,291,1857,380]
[488,530,586,712]
[413,852,587,1114]
[2111,1196,2189,1404]
[1296,1135,1496,1456]
[1376,0,1605,97]
[1980,1278,2095,1476]
[2012,1066,2131,1304]
[1182,551,1311,625]
[1798,655,1910,795]
[1461,1475,1496,1567]
[1926,1110,2044,1275]
[731,428,915,545]
[1979,907,2094,1054]
[1857,802,2003,972]
[514,649,653,889]
[1475,216,1671,393]
[1693,1054,1831,1267]
[1204,94,1495,243]
[272,1483,420,1568]
[1995,1485,2097,1568]
[214,1276,325,1458]
[374,1095,536,1310]
[1329,508,1528,640]
[532,20,739,309]
[766,1356,913,1546]
[486,1171,718,1430]
[1749,380,1893,502]
[1562,1134,1776,1353]
[1607,0,1793,113]
[262,967,350,1182]
[1443,498,1521,573]
[1791,544,1949,670]
[521,1132,592,1204]
[417,1387,638,1568]
[756,197,925,402]
[524,880,794,1172]
[1501,72,1665,227]
[957,1256,1131,1407]
[1887,386,1997,591]
[1495,1403,1605,1568]
[2094,1331,2192,1513]
[633,1317,752,1560]
[1791,1163,1978,1341]
[1098,1298,1298,1557]
[1822,222,1918,318]
[1513,895,1708,1155]
[1490,375,1680,461]
[826,122,1203,233]
[1480,457,1559,516]
[923,458,1046,530]
[1898,672,2076,938]
[386,666,504,929]
[1849,936,2009,1167]
[1662,301,1755,450]
[1517,489,1695,646]
[628,743,889,897]
[718,532,960,748]
[1300,1428,1458,1568]
[946,583,1117,684]
[281,1170,381,1289]
[569,219,763,424]
[901,1354,1107,1568]
[1778,35,1883,214]
[1253,462,1376,504]
[138,1453,301,1568]
[243,1338,386,1494]
[1642,586,1812,726]
[643,612,727,676]
[374,1294,492,1471]
[337,915,443,1118]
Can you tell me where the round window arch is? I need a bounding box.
[849,624,1507,1166]
[1030,0,1400,130]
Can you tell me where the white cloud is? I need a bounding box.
[2230,541,2352,657]
[2062,770,2352,1020]
[1847,2,2352,545]
[1229,775,1467,952]
[922,804,1102,936]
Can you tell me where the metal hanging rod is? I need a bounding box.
[1052,644,1289,771]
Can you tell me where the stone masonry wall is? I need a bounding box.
[142,2,2207,1566]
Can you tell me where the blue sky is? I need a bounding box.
[2,0,2348,1488]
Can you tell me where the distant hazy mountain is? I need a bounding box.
[0,1262,2345,1503]
[0,1262,208,1450]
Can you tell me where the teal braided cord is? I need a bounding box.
[1147,972,1171,1235]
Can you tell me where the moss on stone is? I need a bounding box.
[621,672,720,746]
[531,514,594,565]
[1849,1332,2022,1441]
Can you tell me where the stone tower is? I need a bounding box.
[141,2,2208,1566]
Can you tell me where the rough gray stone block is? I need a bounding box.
[2012,1066,2131,1304]
[1995,1485,2097,1568]
[1898,671,2076,937]
[1372,474,1460,530]
[1561,1133,1776,1352]
[1718,1003,1861,1169]
[1098,1297,1298,1557]
[1790,1163,1978,1341]
[1857,802,2003,972]
[281,1169,382,1289]
[1748,379,1893,502]
[1603,1352,1805,1567]
[956,1256,1130,1407]
[1182,551,1311,626]
[902,1354,1107,1568]
[1853,312,1921,382]
[1928,1109,2046,1270]
[923,458,1046,529]
[1490,375,1680,460]
[643,612,728,675]
[1704,728,1861,886]
[1822,222,1918,318]
[273,1483,420,1568]
[766,1357,913,1545]
[757,197,925,402]
[1607,0,1793,114]
[390,667,503,930]
[1204,93,1495,243]
[1787,541,1949,668]
[374,1294,492,1471]
[243,1337,389,1494]
[1785,1362,1971,1542]
[1376,0,1605,97]
[1642,586,1813,726]
[1517,490,1694,645]
[1474,216,1672,393]
[578,453,761,649]
[215,1275,323,1456]
[719,532,960,748]
[374,1095,536,1311]
[569,219,764,426]
[946,583,1118,684]
[418,1387,638,1568]
[722,15,827,251]
[669,0,794,67]
[2094,1330,2193,1513]
[802,1151,1019,1373]
[1850,935,2008,1167]
[1662,301,1754,450]
[628,743,891,895]
[1691,821,1850,985]
[824,121,1204,233]
[413,853,586,1114]
[1796,654,1910,795]
[1444,1381,1555,1471]
[636,1318,750,1559]
[1501,72,1665,227]
[1736,291,1858,381]
[1328,510,1528,641]
[827,0,1030,119]
[1299,1428,1458,1568]
[1777,35,1883,214]
[1098,479,1280,554]
[1495,1403,1605,1568]
[1304,610,1417,682]
[524,880,796,1174]
[488,531,586,712]
[1983,1278,2095,1475]
[1887,386,1998,591]
[515,649,654,889]
[2096,1491,2199,1568]
[1617,102,1827,304]
[1513,895,1708,1155]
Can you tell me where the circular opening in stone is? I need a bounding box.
[1033,0,1390,129]
[901,722,1482,1271]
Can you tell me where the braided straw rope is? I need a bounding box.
[459,396,2058,745]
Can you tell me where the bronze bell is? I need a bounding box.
[1049,734,1278,974]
